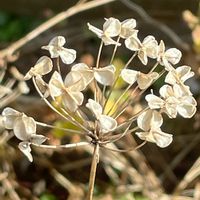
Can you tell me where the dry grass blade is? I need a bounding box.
[51,169,84,199]
[174,156,200,193]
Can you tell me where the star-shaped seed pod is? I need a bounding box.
[87,17,121,46]
[49,71,86,112]
[121,69,159,89]
[71,63,116,86]
[136,109,173,148]
[42,36,76,64]
[157,40,182,71]
[125,35,158,65]
[24,56,53,80]
[86,99,117,134]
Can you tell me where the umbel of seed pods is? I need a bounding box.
[1,17,197,162]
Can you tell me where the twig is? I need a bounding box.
[0,0,116,60]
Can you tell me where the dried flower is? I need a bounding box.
[125,35,158,65]
[120,18,137,39]
[136,110,172,148]
[165,65,194,85]
[2,107,47,162]
[42,36,76,64]
[24,56,53,80]
[86,99,117,133]
[146,84,197,118]
[121,69,159,89]
[72,63,115,86]
[49,71,86,112]
[88,17,121,45]
[157,40,182,71]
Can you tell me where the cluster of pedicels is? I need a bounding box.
[1,17,197,162]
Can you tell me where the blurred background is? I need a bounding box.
[0,0,200,199]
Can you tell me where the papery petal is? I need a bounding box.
[176,65,194,82]
[137,110,152,131]
[70,91,84,106]
[94,65,115,85]
[64,71,86,91]
[13,116,36,141]
[59,48,76,64]
[159,85,174,98]
[61,92,79,112]
[49,36,66,47]
[71,63,94,85]
[18,142,33,162]
[30,135,47,145]
[145,94,165,109]
[137,110,163,131]
[103,17,121,37]
[125,35,141,51]
[42,45,59,58]
[165,96,179,118]
[98,115,117,133]
[138,50,148,65]
[162,58,174,71]
[177,104,196,118]
[121,69,138,85]
[18,81,30,94]
[2,107,22,129]
[35,76,49,96]
[158,40,165,55]
[136,131,153,142]
[173,83,192,97]
[49,71,64,97]
[177,96,197,118]
[137,72,159,90]
[86,99,102,118]
[142,35,158,59]
[121,19,137,38]
[25,56,53,80]
[151,129,173,148]
[165,48,182,65]
[136,129,173,148]
[165,70,177,85]
[87,23,103,38]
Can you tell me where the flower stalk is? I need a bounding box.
[87,144,99,200]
